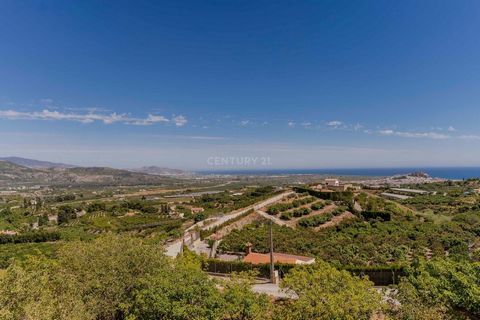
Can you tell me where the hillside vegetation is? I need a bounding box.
[0,161,181,187]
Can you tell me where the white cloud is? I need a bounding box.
[287,121,295,128]
[459,134,480,140]
[240,120,250,126]
[301,121,311,128]
[0,109,187,127]
[0,109,127,124]
[379,129,450,140]
[447,126,457,132]
[172,115,188,127]
[379,129,394,135]
[326,120,343,127]
[130,114,170,126]
[353,123,363,131]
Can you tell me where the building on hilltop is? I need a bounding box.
[324,178,340,187]
[315,178,360,192]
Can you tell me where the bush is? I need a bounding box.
[278,261,382,319]
[194,212,207,222]
[55,194,76,202]
[57,205,76,224]
[331,206,347,216]
[361,211,391,221]
[292,208,311,217]
[280,212,293,220]
[0,231,61,245]
[311,202,326,211]
[394,259,480,318]
[266,206,280,215]
[141,206,158,214]
[0,236,273,320]
[266,203,293,214]
[87,202,106,213]
[298,213,333,227]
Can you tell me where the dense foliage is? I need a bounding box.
[2,180,480,318]
[0,235,273,320]
[194,187,276,212]
[276,261,382,320]
[389,259,480,319]
[297,213,333,227]
[294,187,354,203]
[219,208,478,267]
[0,231,60,245]
[0,235,389,320]
[266,196,316,215]
[297,206,346,227]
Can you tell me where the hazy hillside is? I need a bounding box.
[0,161,181,187]
[0,161,52,184]
[0,157,75,169]
[130,166,191,176]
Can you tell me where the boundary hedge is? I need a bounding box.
[0,231,61,245]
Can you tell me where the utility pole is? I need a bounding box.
[269,220,275,284]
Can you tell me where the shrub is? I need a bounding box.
[298,213,333,227]
[0,231,61,245]
[280,212,293,220]
[331,206,347,216]
[311,202,326,211]
[292,208,311,217]
[361,211,391,221]
[57,205,76,224]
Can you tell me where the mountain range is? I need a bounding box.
[0,157,76,169]
[0,157,189,187]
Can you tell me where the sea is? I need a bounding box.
[199,167,480,180]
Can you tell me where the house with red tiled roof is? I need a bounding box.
[243,244,315,265]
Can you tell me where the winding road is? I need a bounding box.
[165,190,294,257]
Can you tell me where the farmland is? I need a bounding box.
[1,175,480,319]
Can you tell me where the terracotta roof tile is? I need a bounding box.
[243,252,314,265]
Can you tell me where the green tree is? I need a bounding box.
[0,235,273,320]
[221,272,272,320]
[56,235,169,319]
[391,259,480,319]
[57,205,76,224]
[38,214,49,226]
[275,260,382,320]
[129,252,224,320]
[0,207,12,217]
[0,235,169,320]
[0,257,90,320]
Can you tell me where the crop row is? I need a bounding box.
[298,206,347,227]
[266,196,317,215]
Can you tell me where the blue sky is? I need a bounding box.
[1,0,480,169]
